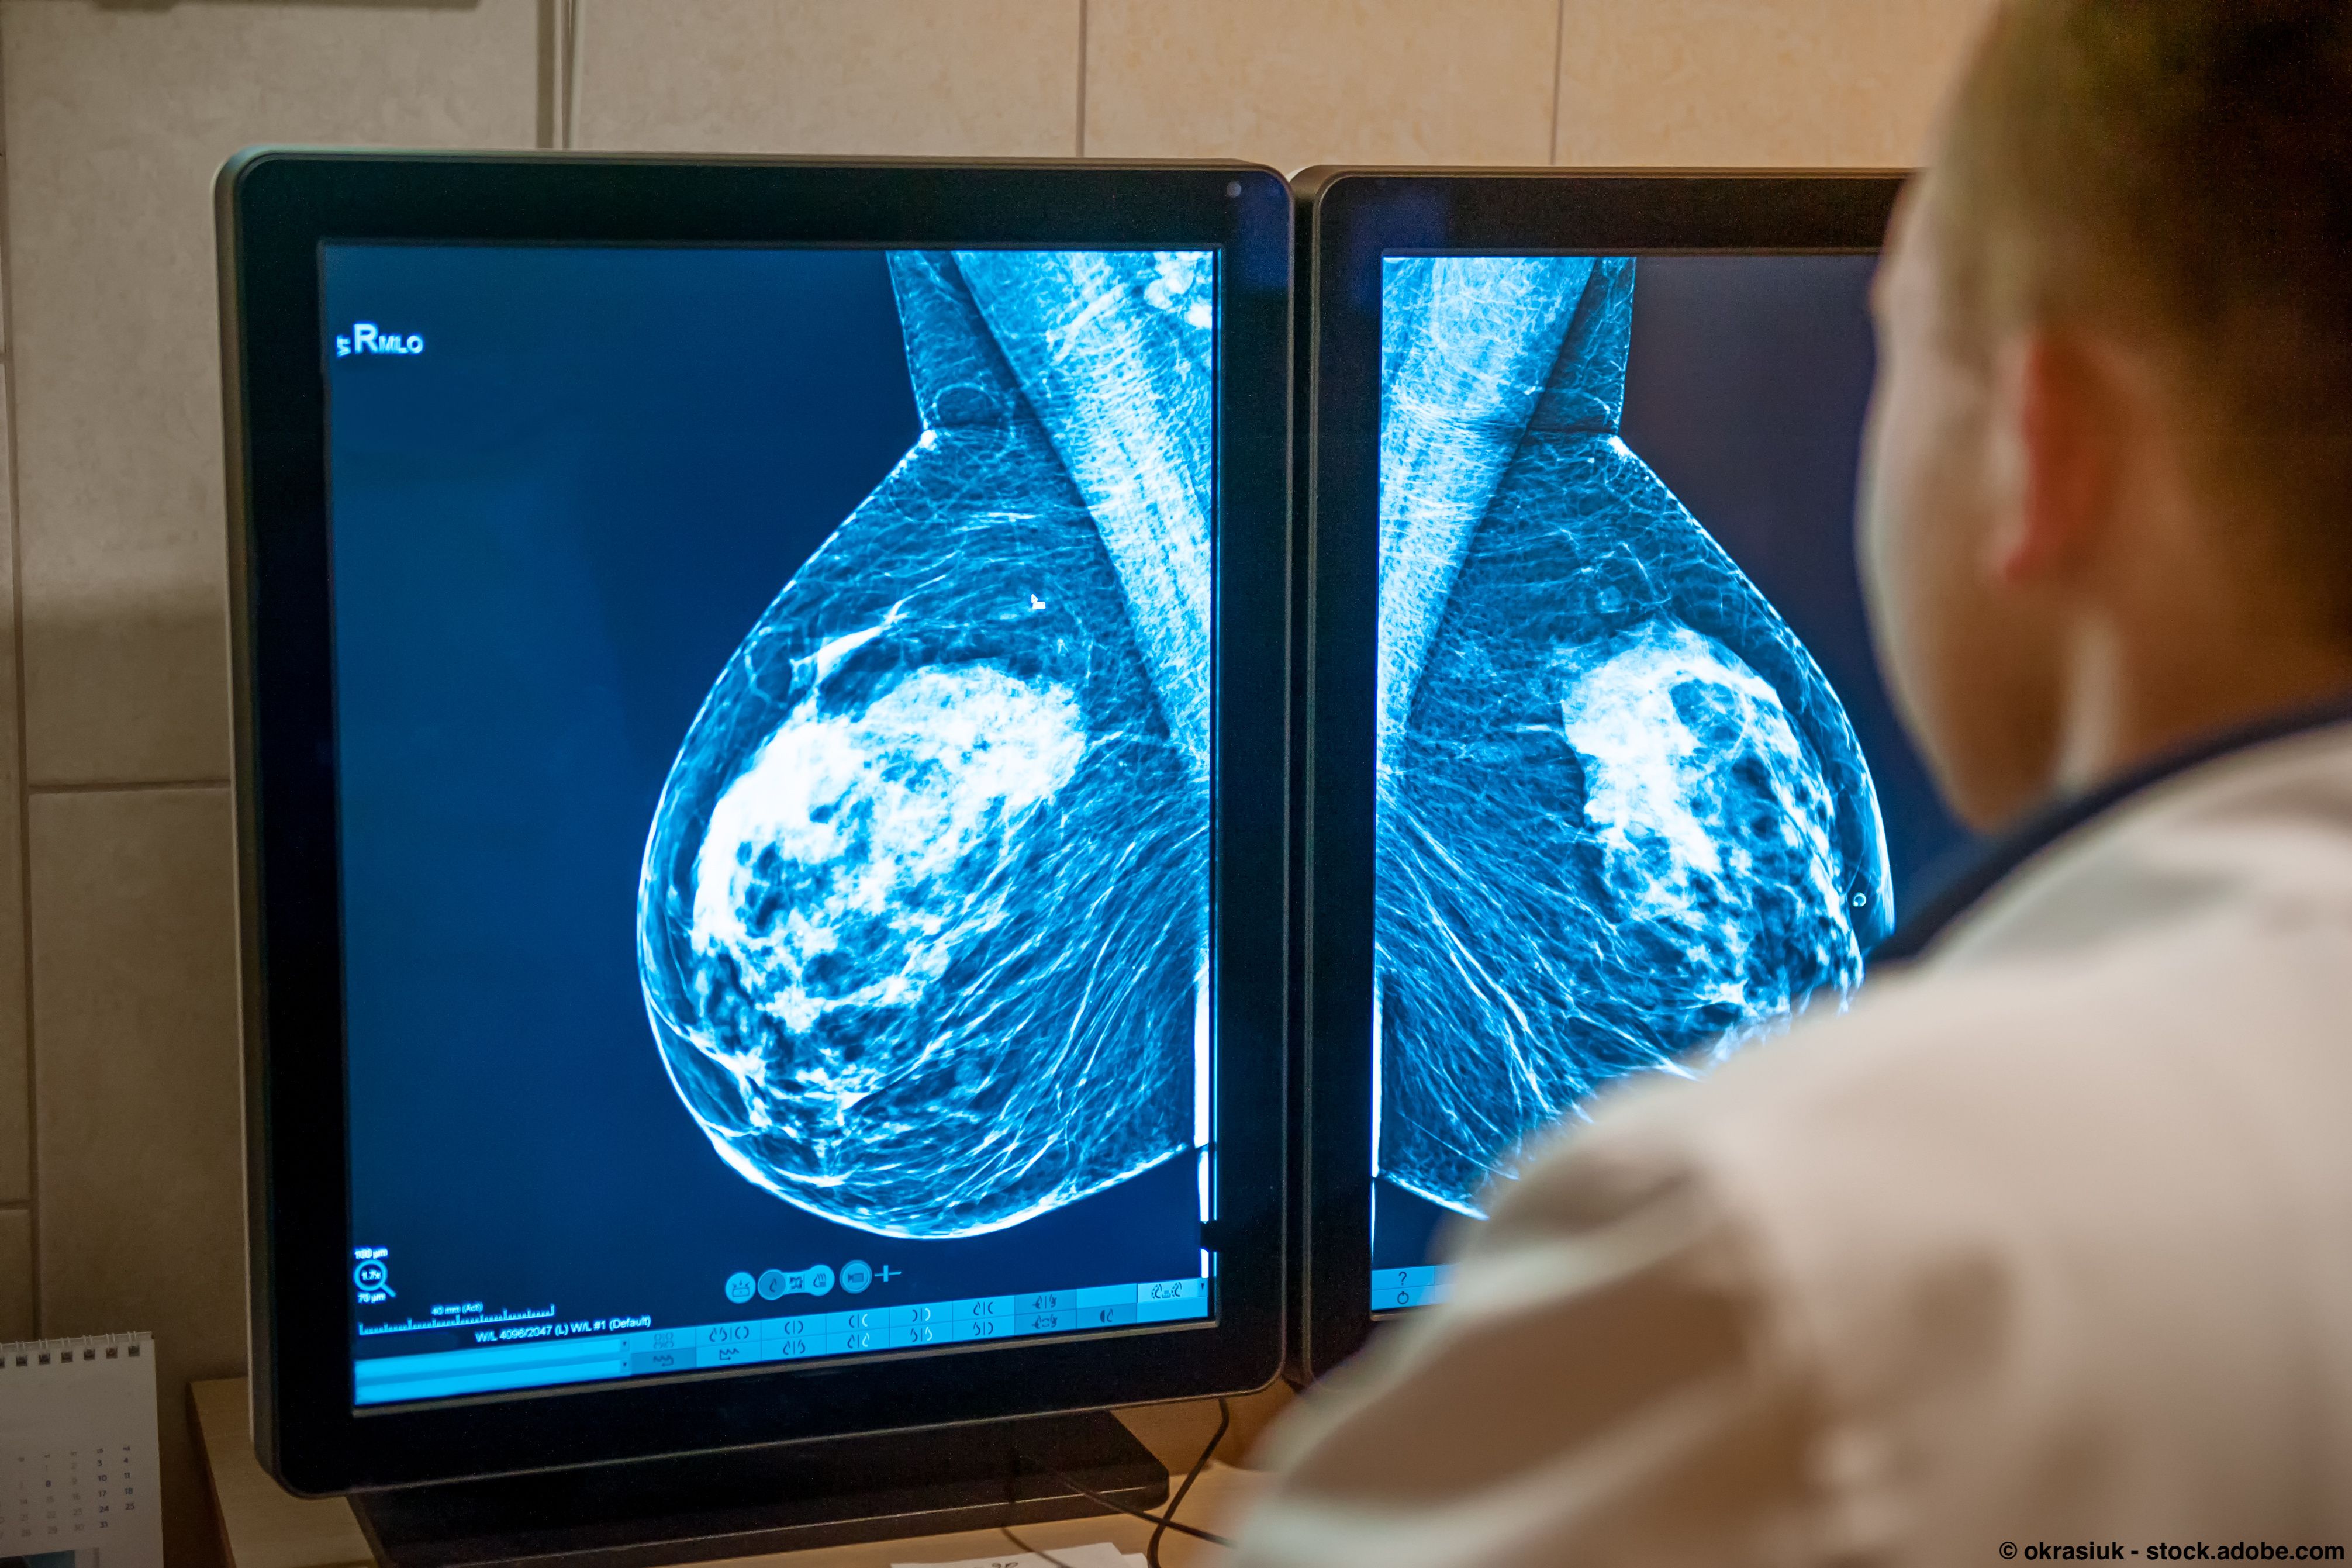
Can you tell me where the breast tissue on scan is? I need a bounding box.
[637,251,1214,1241]
[1377,256,1894,1217]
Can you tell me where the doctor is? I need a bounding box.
[1239,0,2352,1559]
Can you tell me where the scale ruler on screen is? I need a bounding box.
[357,1305,556,1338]
[0,1332,165,1568]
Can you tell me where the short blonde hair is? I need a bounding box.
[1934,0,2352,602]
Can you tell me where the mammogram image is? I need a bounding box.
[638,251,1214,1240]
[1376,256,1892,1215]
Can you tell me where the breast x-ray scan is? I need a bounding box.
[1372,253,1968,1306]
[636,251,1216,1243]
[326,244,1217,1406]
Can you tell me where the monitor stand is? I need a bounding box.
[350,1411,1169,1568]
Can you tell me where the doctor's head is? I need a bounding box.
[1860,0,2352,831]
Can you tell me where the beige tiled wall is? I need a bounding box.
[0,377,21,1221]
[574,0,1085,156]
[1083,0,1562,171]
[29,788,243,1568]
[0,4,540,1564]
[0,2,1988,1564]
[6,0,540,789]
[1555,0,1998,166]
[0,1208,30,1342]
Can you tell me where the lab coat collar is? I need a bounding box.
[1873,689,2352,965]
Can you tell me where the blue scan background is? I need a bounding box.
[324,245,1204,1372]
[1370,253,1974,1274]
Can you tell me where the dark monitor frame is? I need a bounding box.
[1288,167,1905,1383]
[219,149,1293,1494]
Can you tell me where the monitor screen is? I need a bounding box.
[1369,251,1971,1310]
[323,243,1221,1407]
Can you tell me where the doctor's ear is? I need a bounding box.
[1985,327,2129,590]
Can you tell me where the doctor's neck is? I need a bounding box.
[1992,316,2352,807]
[2044,582,2352,800]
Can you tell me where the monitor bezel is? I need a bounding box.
[1290,167,1906,1383]
[220,149,1293,1494]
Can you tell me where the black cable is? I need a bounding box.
[1148,1397,1232,1568]
[1011,1397,1238,1558]
[1020,1464,1235,1548]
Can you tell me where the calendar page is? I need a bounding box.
[0,1334,163,1568]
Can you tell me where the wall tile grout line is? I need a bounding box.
[1549,0,1567,165]
[561,0,582,153]
[1075,0,1090,158]
[0,24,36,1335]
[535,0,560,150]
[27,779,232,797]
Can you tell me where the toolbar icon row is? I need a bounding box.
[724,1260,878,1304]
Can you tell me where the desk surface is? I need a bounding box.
[190,1380,1282,1568]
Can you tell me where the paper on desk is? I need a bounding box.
[893,1543,1144,1568]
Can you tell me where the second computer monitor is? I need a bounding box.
[1293,170,1971,1379]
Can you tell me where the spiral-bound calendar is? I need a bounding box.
[0,1333,164,1568]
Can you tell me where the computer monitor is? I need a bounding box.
[220,151,1290,1513]
[1290,170,1973,1380]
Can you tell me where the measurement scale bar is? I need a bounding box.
[358,1305,558,1338]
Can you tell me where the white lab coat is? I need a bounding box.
[1240,717,2352,1566]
